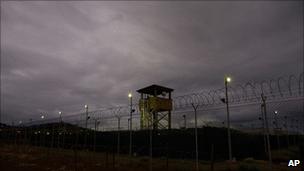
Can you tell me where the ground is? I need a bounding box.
[0,143,301,171]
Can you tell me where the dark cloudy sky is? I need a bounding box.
[1,1,303,124]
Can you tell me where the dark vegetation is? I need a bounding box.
[0,123,302,162]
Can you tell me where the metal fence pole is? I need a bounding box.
[260,105,267,153]
[149,122,153,171]
[261,93,272,170]
[116,115,121,167]
[225,79,232,161]
[191,103,199,171]
[129,95,133,156]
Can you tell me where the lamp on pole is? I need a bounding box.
[261,93,272,170]
[273,110,280,150]
[191,103,199,171]
[224,76,232,161]
[128,92,134,156]
[59,111,62,123]
[40,114,45,147]
[115,115,121,159]
[85,105,89,129]
[84,104,89,149]
[58,111,63,148]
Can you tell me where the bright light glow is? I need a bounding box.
[226,77,231,83]
[274,110,278,114]
[128,93,132,98]
[41,115,45,119]
[85,104,88,109]
[59,111,62,115]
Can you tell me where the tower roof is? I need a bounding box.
[137,84,173,96]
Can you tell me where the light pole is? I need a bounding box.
[191,103,199,171]
[183,115,186,129]
[51,123,55,148]
[59,111,66,148]
[128,92,134,156]
[40,114,45,147]
[128,119,130,130]
[84,105,89,149]
[29,118,33,145]
[85,105,89,129]
[284,116,289,148]
[224,76,232,161]
[115,115,121,161]
[149,114,153,171]
[94,118,100,152]
[18,121,23,145]
[259,112,267,154]
[58,111,63,148]
[59,111,62,123]
[295,119,299,144]
[290,118,295,145]
[273,110,280,150]
[261,93,272,170]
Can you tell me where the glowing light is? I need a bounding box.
[226,77,231,83]
[128,93,132,98]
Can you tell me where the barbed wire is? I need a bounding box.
[174,72,303,109]
[10,72,304,132]
[71,72,303,119]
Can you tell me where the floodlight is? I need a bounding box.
[226,77,231,83]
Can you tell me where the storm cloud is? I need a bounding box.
[1,1,303,124]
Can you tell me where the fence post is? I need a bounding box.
[210,144,214,171]
[191,103,199,171]
[261,93,272,170]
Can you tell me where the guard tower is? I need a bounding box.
[137,84,174,130]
